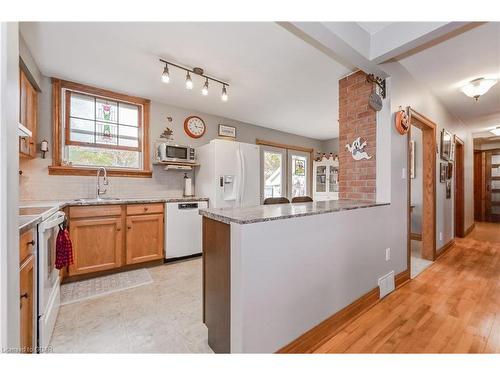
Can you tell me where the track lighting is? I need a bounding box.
[159,58,229,102]
[185,72,193,90]
[202,79,209,96]
[161,64,170,83]
[221,85,228,102]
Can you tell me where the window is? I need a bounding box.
[49,79,151,177]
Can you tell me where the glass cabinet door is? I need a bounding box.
[329,165,339,193]
[316,165,327,193]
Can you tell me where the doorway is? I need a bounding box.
[474,148,500,222]
[258,139,313,202]
[454,137,465,236]
[407,108,437,278]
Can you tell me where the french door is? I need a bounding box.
[486,150,500,222]
[260,146,310,202]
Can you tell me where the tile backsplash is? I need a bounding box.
[19,158,193,201]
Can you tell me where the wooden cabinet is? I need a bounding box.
[67,203,164,278]
[68,216,123,276]
[19,228,35,354]
[126,213,164,264]
[19,68,38,158]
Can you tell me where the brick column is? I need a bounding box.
[338,71,376,201]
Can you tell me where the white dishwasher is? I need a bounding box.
[165,200,208,259]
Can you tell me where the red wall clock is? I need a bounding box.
[184,116,206,138]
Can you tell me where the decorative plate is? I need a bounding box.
[395,110,409,135]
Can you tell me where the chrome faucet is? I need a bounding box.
[96,167,109,200]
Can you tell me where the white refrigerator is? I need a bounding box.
[196,139,260,208]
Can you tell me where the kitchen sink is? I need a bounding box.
[72,197,122,203]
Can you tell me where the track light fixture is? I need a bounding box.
[202,78,209,96]
[159,58,229,102]
[161,64,170,83]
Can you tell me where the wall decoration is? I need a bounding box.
[395,109,409,135]
[440,129,452,161]
[410,140,416,179]
[440,162,447,183]
[449,134,456,161]
[159,126,174,141]
[218,124,236,139]
[447,162,453,180]
[294,159,306,176]
[345,137,372,161]
[446,180,452,199]
[184,116,206,138]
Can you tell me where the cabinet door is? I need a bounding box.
[20,254,34,354]
[126,214,164,264]
[69,217,123,276]
[19,69,37,158]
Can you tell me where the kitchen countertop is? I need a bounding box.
[199,199,389,225]
[18,196,209,232]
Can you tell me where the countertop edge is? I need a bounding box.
[199,201,390,225]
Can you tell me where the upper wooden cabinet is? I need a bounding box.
[68,216,123,276]
[126,213,164,264]
[19,68,38,158]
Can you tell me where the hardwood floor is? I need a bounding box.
[308,222,500,353]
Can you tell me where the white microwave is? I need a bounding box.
[158,143,196,163]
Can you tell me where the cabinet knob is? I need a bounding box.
[27,240,35,246]
[116,228,121,232]
[127,226,132,230]
[144,207,149,211]
[20,293,28,300]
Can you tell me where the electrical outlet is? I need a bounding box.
[385,248,391,261]
[402,168,406,179]
[378,271,395,298]
[439,232,443,241]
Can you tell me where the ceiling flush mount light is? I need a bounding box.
[202,78,209,96]
[490,126,500,136]
[159,58,229,102]
[161,64,170,83]
[461,77,497,101]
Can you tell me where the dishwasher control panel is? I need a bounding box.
[178,203,198,209]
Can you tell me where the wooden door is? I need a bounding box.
[454,138,465,237]
[485,150,500,222]
[126,214,164,264]
[69,217,123,275]
[20,254,34,354]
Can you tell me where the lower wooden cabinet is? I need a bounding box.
[67,203,164,278]
[68,216,123,276]
[126,214,164,264]
[19,254,34,353]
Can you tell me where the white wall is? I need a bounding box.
[20,74,329,201]
[381,61,474,252]
[0,22,20,350]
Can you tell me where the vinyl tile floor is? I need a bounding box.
[49,257,213,353]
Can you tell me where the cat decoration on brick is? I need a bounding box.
[346,137,372,161]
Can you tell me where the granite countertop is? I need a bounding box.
[18,196,209,232]
[199,199,389,225]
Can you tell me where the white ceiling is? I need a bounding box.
[399,22,500,132]
[357,22,392,35]
[20,22,352,140]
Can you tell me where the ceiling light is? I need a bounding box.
[185,72,193,90]
[461,78,497,101]
[490,127,500,136]
[201,79,209,96]
[161,65,170,83]
[221,85,228,102]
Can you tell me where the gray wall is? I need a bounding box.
[320,137,339,155]
[410,126,423,234]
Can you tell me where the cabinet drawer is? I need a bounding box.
[19,229,35,264]
[70,205,122,219]
[126,203,164,216]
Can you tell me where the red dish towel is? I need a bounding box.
[55,228,73,270]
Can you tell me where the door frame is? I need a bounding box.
[259,145,287,203]
[407,107,437,274]
[454,136,465,237]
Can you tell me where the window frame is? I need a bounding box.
[49,78,152,178]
